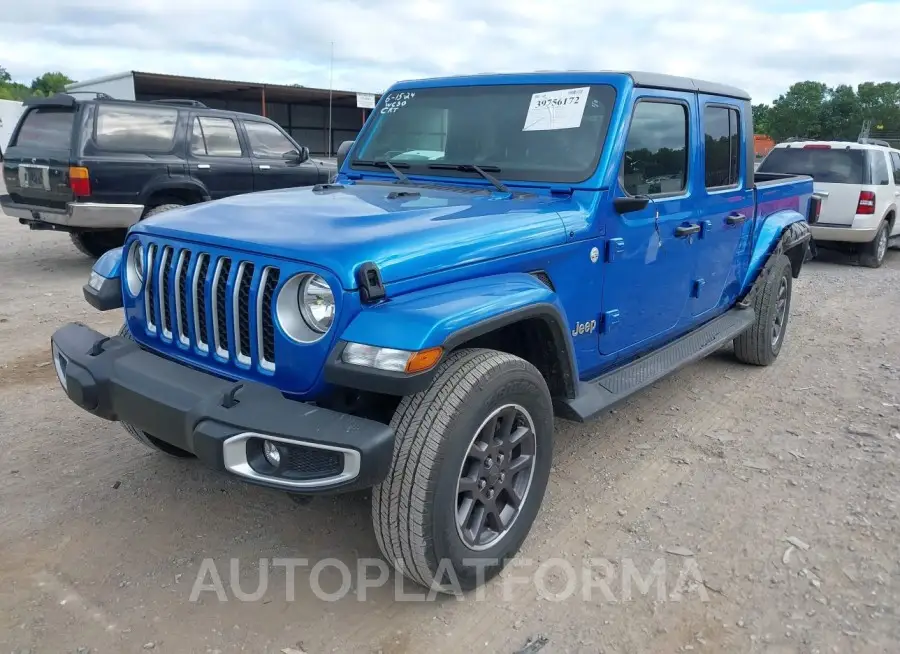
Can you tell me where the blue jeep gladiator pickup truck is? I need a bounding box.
[49,70,817,591]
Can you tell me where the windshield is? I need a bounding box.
[758,147,866,184]
[351,83,617,184]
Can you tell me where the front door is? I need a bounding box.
[692,98,755,317]
[240,120,321,191]
[187,115,254,200]
[599,94,700,356]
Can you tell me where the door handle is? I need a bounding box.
[259,164,271,170]
[725,213,748,225]
[894,191,900,197]
[674,223,701,238]
[197,164,210,169]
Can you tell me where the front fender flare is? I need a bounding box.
[83,247,124,311]
[324,273,577,397]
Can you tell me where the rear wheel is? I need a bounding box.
[142,202,184,220]
[734,254,793,366]
[372,348,554,591]
[859,221,889,268]
[117,324,194,458]
[70,230,127,259]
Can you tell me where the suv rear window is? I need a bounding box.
[95,105,178,152]
[13,108,75,149]
[757,147,865,184]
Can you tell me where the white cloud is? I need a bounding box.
[1,0,898,102]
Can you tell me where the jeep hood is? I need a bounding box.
[132,183,570,289]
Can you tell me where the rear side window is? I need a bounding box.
[12,108,74,149]
[95,105,178,152]
[621,101,688,196]
[703,106,741,188]
[890,151,900,184]
[757,147,865,184]
[870,150,891,185]
[243,121,296,159]
[191,117,242,157]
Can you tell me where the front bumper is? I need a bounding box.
[50,323,395,493]
[1,194,143,230]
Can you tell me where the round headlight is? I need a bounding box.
[125,241,144,296]
[298,274,335,333]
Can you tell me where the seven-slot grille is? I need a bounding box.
[141,243,279,371]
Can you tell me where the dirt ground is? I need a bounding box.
[1,188,898,653]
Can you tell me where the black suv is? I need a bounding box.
[1,94,336,258]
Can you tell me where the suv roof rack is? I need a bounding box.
[66,91,115,100]
[147,98,208,108]
[858,137,892,148]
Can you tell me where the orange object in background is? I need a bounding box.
[754,134,775,157]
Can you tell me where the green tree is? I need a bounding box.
[752,103,772,135]
[0,65,10,83]
[30,71,74,96]
[766,81,830,142]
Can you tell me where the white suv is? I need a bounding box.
[757,140,900,268]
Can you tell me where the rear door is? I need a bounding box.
[187,114,254,200]
[890,151,900,236]
[240,119,321,191]
[692,98,754,318]
[757,144,866,226]
[2,102,77,210]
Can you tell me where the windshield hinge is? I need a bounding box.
[549,185,573,197]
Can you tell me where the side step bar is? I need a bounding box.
[555,308,755,422]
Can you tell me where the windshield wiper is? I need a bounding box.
[427,163,510,193]
[351,159,411,184]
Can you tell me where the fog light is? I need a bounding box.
[263,440,281,466]
[51,343,68,391]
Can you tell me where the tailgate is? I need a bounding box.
[2,103,77,211]
[814,182,862,226]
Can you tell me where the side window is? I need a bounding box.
[191,117,242,157]
[870,150,891,185]
[243,121,296,159]
[703,105,741,188]
[621,101,688,196]
[95,105,177,152]
[890,151,900,185]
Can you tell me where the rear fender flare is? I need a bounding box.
[740,210,810,303]
[138,176,210,207]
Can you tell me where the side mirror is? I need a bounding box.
[613,196,650,214]
[283,147,307,163]
[337,140,355,171]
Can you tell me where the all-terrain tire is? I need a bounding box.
[70,230,127,259]
[734,253,793,366]
[142,203,184,220]
[372,348,554,592]
[117,324,194,458]
[859,220,889,269]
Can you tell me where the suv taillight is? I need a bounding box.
[856,190,876,215]
[69,166,91,197]
[808,196,822,224]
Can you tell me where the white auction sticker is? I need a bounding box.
[523,87,590,131]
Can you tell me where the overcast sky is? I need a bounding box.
[1,0,896,104]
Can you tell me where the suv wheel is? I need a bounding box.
[860,221,889,268]
[116,324,194,458]
[70,230,127,259]
[142,203,184,219]
[372,348,554,592]
[734,253,793,366]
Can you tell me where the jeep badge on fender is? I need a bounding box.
[572,320,598,336]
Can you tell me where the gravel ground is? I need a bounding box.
[0,187,898,653]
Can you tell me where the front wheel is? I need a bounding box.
[734,253,793,366]
[372,348,554,592]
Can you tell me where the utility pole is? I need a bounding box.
[328,41,334,158]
